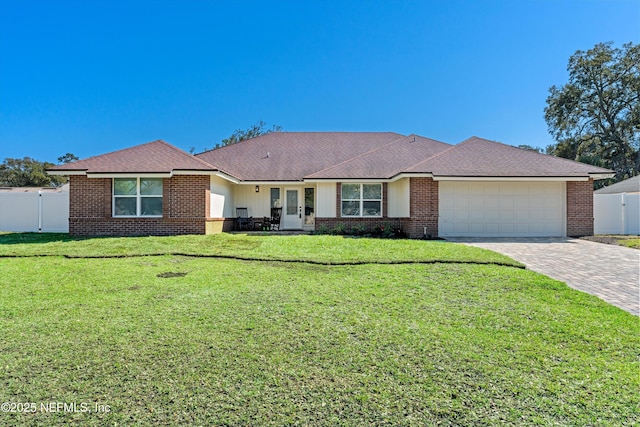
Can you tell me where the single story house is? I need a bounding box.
[47,132,614,238]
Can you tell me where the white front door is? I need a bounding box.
[282,188,303,230]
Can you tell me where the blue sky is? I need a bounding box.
[1,0,638,162]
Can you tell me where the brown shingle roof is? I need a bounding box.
[48,134,614,180]
[407,136,614,177]
[48,140,215,174]
[195,132,405,181]
[306,134,451,179]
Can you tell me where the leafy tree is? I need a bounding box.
[544,42,639,183]
[220,120,283,147]
[57,153,79,164]
[517,144,543,153]
[0,157,69,187]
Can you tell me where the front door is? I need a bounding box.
[282,188,303,230]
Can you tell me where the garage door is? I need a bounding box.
[439,181,565,237]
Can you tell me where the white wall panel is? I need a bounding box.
[316,182,336,217]
[387,178,410,218]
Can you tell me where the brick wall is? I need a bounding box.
[566,179,594,236]
[315,182,399,233]
[315,179,439,238]
[68,175,211,236]
[400,177,438,239]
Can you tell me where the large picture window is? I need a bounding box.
[113,178,163,217]
[341,183,382,217]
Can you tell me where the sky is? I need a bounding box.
[0,0,638,163]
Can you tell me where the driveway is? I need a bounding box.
[446,237,640,316]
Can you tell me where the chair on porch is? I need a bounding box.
[264,207,282,231]
[235,207,253,231]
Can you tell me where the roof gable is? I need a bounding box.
[195,132,405,181]
[407,136,614,177]
[306,135,451,179]
[48,140,215,174]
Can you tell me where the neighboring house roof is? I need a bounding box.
[195,132,405,181]
[0,185,68,192]
[48,140,214,174]
[47,133,614,181]
[407,137,613,177]
[594,175,640,194]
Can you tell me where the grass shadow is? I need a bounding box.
[0,232,91,245]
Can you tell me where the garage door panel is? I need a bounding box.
[469,195,484,209]
[469,210,484,221]
[514,196,529,209]
[499,198,513,210]
[454,198,469,209]
[439,181,565,237]
[440,197,455,209]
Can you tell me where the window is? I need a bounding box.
[304,187,315,225]
[113,178,163,217]
[270,188,281,208]
[341,183,382,217]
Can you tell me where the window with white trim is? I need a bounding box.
[113,178,163,217]
[341,183,382,217]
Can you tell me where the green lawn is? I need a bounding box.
[0,234,637,426]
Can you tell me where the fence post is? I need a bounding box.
[621,193,626,235]
[38,191,42,233]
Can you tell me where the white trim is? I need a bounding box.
[589,173,616,180]
[305,178,393,184]
[47,170,87,176]
[389,173,434,181]
[304,173,435,184]
[433,176,590,182]
[91,172,172,179]
[49,170,221,178]
[214,172,240,184]
[305,173,609,183]
[171,170,220,176]
[239,180,304,185]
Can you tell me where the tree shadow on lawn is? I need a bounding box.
[0,232,93,245]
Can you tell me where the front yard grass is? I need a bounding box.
[0,232,522,266]
[0,234,637,426]
[581,234,640,249]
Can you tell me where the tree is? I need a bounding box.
[220,120,283,147]
[0,156,72,187]
[517,144,543,153]
[544,42,639,183]
[57,153,79,164]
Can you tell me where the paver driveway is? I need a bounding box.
[446,237,640,316]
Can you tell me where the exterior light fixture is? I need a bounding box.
[255,185,260,193]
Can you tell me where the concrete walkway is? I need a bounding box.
[446,237,640,316]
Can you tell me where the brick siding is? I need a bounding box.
[566,179,594,237]
[317,183,399,233]
[400,177,438,239]
[68,175,212,236]
[316,178,439,238]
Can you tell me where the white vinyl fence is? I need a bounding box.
[594,193,640,235]
[0,188,69,232]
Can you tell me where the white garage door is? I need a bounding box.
[439,181,565,237]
